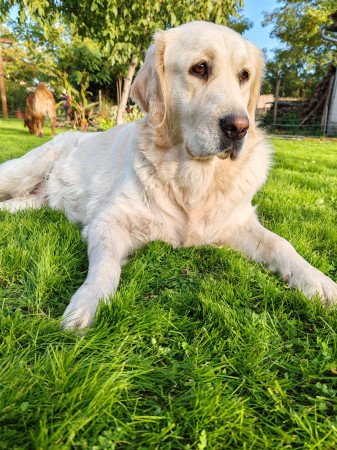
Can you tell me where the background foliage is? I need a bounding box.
[0,0,250,121]
[263,0,337,97]
[1,1,337,124]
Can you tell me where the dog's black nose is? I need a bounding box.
[219,115,249,140]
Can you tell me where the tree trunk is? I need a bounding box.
[116,76,122,105]
[98,89,102,111]
[116,55,139,125]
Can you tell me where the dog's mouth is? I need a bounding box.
[185,146,214,161]
[216,148,240,160]
[217,139,244,160]
[185,145,241,161]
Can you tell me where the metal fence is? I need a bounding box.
[1,111,336,138]
[260,122,334,138]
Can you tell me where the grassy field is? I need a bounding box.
[0,119,337,449]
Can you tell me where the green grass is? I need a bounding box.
[0,119,337,449]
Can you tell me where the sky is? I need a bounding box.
[242,0,281,57]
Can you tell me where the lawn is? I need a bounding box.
[0,119,337,449]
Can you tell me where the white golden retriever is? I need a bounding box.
[0,22,336,329]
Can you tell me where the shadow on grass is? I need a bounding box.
[0,127,56,138]
[0,126,27,135]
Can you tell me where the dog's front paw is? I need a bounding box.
[287,266,337,306]
[61,300,97,330]
[61,289,100,330]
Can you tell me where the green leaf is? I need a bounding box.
[170,12,177,26]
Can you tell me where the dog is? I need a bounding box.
[24,83,57,137]
[1,22,336,329]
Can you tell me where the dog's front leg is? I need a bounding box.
[222,216,337,305]
[62,220,137,330]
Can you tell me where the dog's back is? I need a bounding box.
[0,123,138,220]
[33,83,56,118]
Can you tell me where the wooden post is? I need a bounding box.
[321,74,335,136]
[0,38,13,120]
[0,45,8,119]
[273,78,281,127]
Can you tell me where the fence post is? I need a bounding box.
[321,74,335,136]
[0,45,8,119]
[273,79,281,128]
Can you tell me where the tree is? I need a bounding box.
[3,16,118,110]
[262,50,324,98]
[0,24,57,114]
[1,0,250,123]
[0,24,55,84]
[56,37,115,92]
[263,0,337,97]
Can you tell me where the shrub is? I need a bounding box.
[95,104,143,131]
[2,81,27,113]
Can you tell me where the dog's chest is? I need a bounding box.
[158,195,225,247]
[182,207,221,246]
[162,179,255,247]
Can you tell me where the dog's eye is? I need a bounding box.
[239,70,250,84]
[190,62,208,79]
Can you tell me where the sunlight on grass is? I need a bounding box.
[0,120,337,448]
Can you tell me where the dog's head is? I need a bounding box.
[24,116,36,134]
[131,21,264,160]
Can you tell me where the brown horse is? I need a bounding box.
[24,83,57,137]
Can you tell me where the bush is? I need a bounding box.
[1,81,27,113]
[95,104,143,131]
[124,104,143,123]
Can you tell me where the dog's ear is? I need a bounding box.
[247,44,265,134]
[130,31,166,128]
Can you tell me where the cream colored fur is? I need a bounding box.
[0,22,336,329]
